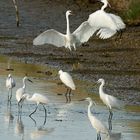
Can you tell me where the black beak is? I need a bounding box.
[79,99,85,101]
[28,79,33,83]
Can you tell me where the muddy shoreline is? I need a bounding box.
[0,0,140,105]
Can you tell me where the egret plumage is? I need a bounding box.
[58,70,75,102]
[88,0,126,39]
[16,76,33,112]
[33,10,96,51]
[97,78,124,121]
[21,93,49,120]
[81,97,109,140]
[6,74,16,101]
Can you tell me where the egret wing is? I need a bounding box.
[88,11,116,30]
[109,14,126,30]
[32,93,49,104]
[73,21,97,43]
[6,78,10,88]
[90,115,108,134]
[33,29,66,47]
[96,28,116,39]
[60,72,75,90]
[106,94,124,109]
[11,78,16,87]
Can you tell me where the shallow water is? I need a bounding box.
[0,55,140,140]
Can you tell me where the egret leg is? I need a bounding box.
[109,110,113,121]
[18,102,21,115]
[97,133,101,140]
[29,105,38,117]
[9,89,12,100]
[65,88,69,103]
[108,118,112,130]
[43,105,47,125]
[29,115,37,126]
[118,30,123,39]
[7,89,10,101]
[68,89,72,103]
[115,30,123,41]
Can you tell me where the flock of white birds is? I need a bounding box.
[6,0,125,139]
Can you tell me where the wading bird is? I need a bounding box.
[20,93,49,123]
[58,70,76,103]
[81,97,109,140]
[16,76,33,112]
[97,78,124,122]
[88,0,126,39]
[33,10,96,51]
[6,74,16,101]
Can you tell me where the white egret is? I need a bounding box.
[58,70,75,102]
[16,76,33,112]
[88,0,126,39]
[97,78,124,121]
[21,93,49,120]
[81,97,109,140]
[33,10,96,51]
[6,74,16,101]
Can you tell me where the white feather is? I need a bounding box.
[88,0,125,39]
[33,29,66,47]
[97,78,124,110]
[33,11,95,50]
[59,70,75,90]
[109,14,126,30]
[73,21,97,43]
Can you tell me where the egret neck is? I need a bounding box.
[66,12,70,36]
[101,0,108,11]
[22,78,26,89]
[99,80,105,96]
[88,100,93,118]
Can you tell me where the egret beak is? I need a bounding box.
[70,11,73,15]
[93,100,97,106]
[95,0,101,3]
[96,80,100,84]
[108,2,111,7]
[79,99,85,101]
[28,79,33,83]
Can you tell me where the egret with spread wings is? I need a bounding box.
[33,10,96,51]
[88,0,126,39]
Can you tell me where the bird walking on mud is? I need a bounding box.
[97,78,124,125]
[80,97,109,140]
[16,76,33,113]
[33,10,96,51]
[6,74,16,101]
[58,70,76,103]
[88,0,126,39]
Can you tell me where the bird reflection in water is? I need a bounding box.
[4,101,14,127]
[29,113,47,126]
[108,117,112,131]
[14,114,24,140]
[104,133,121,140]
[29,116,54,140]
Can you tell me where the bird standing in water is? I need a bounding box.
[6,74,16,101]
[16,76,33,113]
[58,70,76,103]
[97,78,124,124]
[80,97,109,140]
